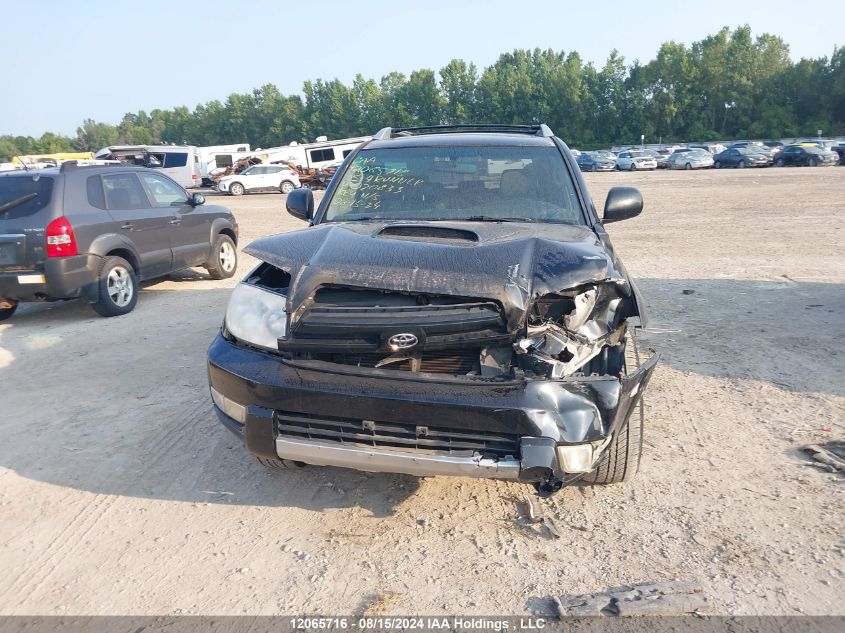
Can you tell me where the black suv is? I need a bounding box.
[208,124,657,496]
[0,162,239,319]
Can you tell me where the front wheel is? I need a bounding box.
[279,180,296,194]
[92,256,138,317]
[808,158,818,167]
[685,162,692,170]
[0,300,18,321]
[738,160,746,169]
[775,158,785,167]
[714,161,722,169]
[584,396,644,485]
[205,234,238,280]
[229,182,245,196]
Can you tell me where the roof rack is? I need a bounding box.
[372,124,555,140]
[60,159,122,172]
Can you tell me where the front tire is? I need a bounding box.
[279,180,295,194]
[685,162,692,170]
[808,158,818,167]
[776,158,785,167]
[585,398,644,484]
[714,161,721,169]
[738,160,746,169]
[205,234,238,280]
[229,182,245,196]
[92,256,138,317]
[0,301,18,321]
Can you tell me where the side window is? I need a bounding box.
[163,153,188,168]
[140,173,188,207]
[267,166,283,174]
[102,173,149,210]
[251,166,267,175]
[310,148,335,163]
[87,175,106,210]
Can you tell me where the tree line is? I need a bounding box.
[2,26,843,162]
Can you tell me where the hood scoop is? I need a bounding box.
[376,224,479,246]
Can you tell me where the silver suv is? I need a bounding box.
[0,162,239,320]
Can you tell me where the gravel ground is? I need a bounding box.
[0,167,842,616]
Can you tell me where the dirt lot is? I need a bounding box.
[0,167,843,616]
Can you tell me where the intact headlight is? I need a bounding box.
[225,283,288,351]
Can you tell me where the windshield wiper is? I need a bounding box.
[332,216,374,222]
[0,193,37,215]
[463,215,535,223]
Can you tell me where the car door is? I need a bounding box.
[725,149,740,166]
[138,172,209,269]
[246,165,268,191]
[101,172,172,279]
[265,165,284,190]
[780,147,798,166]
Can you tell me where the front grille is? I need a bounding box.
[275,410,520,458]
[306,348,480,374]
[278,292,510,354]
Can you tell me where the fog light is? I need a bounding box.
[210,386,247,423]
[556,444,594,473]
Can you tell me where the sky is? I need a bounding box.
[1,0,843,137]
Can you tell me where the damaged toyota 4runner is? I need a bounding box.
[207,124,657,495]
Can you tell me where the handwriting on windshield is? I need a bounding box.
[333,157,425,212]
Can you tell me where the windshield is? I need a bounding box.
[0,174,54,219]
[324,146,584,225]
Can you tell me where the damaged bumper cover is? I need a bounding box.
[207,333,658,482]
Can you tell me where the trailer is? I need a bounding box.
[198,143,251,186]
[254,135,371,171]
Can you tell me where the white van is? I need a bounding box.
[97,145,202,188]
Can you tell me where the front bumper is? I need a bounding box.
[0,254,101,302]
[208,334,658,482]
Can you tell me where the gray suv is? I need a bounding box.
[0,162,239,319]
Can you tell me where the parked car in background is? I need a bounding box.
[775,145,839,167]
[576,152,616,172]
[688,143,726,155]
[216,164,302,196]
[729,142,775,162]
[763,140,784,153]
[0,162,238,320]
[616,150,657,171]
[713,147,769,168]
[590,149,616,165]
[642,148,669,168]
[668,149,714,170]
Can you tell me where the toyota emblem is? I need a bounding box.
[387,333,419,351]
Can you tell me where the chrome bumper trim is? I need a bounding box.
[275,437,521,479]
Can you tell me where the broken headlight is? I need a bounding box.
[518,284,627,378]
[225,282,288,351]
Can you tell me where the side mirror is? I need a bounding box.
[603,186,643,223]
[190,192,205,206]
[286,187,314,221]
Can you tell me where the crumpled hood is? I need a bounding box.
[244,221,633,331]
